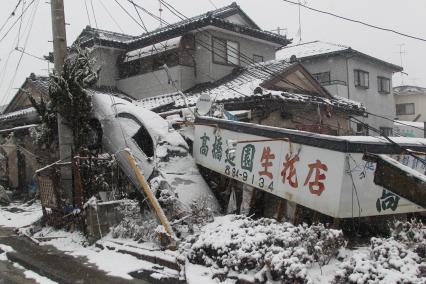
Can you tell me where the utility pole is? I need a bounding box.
[51,0,73,202]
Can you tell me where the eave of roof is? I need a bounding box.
[294,47,403,72]
[74,3,289,50]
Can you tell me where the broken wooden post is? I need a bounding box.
[124,149,177,241]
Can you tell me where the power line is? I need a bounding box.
[281,0,426,43]
[157,0,307,92]
[120,0,250,98]
[366,111,425,132]
[0,0,36,44]
[98,0,124,33]
[350,116,426,166]
[90,0,99,28]
[1,0,40,106]
[207,0,217,9]
[84,0,92,26]
[0,0,24,35]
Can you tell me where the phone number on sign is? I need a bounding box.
[224,165,274,191]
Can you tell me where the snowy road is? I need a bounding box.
[0,227,151,284]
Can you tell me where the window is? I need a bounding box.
[396,103,415,115]
[377,76,390,94]
[253,54,264,63]
[212,37,240,65]
[354,69,369,88]
[312,71,331,84]
[380,127,393,137]
[356,123,369,135]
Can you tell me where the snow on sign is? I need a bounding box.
[194,124,425,218]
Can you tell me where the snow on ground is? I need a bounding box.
[0,201,43,228]
[0,243,57,284]
[0,244,14,261]
[13,263,58,284]
[30,228,178,280]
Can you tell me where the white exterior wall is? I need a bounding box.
[300,55,397,132]
[92,46,124,88]
[117,65,196,100]
[395,93,426,122]
[194,28,276,84]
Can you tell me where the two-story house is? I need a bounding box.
[394,85,426,122]
[73,2,290,99]
[277,41,403,136]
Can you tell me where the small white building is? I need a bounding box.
[277,41,403,136]
[394,85,426,122]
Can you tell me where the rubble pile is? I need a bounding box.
[179,215,346,283]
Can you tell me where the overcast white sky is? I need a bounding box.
[0,0,425,106]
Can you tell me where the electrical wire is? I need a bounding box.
[350,116,426,166]
[366,111,425,131]
[157,0,308,93]
[0,0,36,44]
[119,0,250,99]
[90,0,99,29]
[98,0,124,33]
[1,0,39,106]
[127,0,294,95]
[281,0,426,43]
[84,0,92,27]
[0,0,23,35]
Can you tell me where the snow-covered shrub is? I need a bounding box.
[180,215,346,282]
[189,198,214,227]
[111,199,157,242]
[302,223,346,265]
[391,219,425,243]
[333,236,425,283]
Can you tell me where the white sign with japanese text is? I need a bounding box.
[194,125,425,218]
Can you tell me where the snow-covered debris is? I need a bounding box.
[91,92,220,215]
[136,59,365,114]
[179,215,346,283]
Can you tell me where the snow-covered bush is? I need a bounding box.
[180,215,346,282]
[111,199,157,242]
[333,220,426,284]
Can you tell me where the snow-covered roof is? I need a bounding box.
[394,120,425,129]
[277,40,402,72]
[124,36,182,62]
[393,85,426,96]
[74,2,289,51]
[4,74,49,114]
[277,41,349,60]
[0,107,39,129]
[136,59,365,114]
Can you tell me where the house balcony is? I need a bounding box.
[321,80,349,98]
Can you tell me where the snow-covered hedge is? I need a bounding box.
[334,220,426,284]
[179,215,345,283]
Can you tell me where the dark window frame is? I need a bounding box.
[379,127,393,137]
[354,69,369,89]
[312,71,331,85]
[396,103,415,115]
[377,76,391,94]
[253,54,264,63]
[211,36,240,66]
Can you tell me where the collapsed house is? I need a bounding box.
[137,59,365,136]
